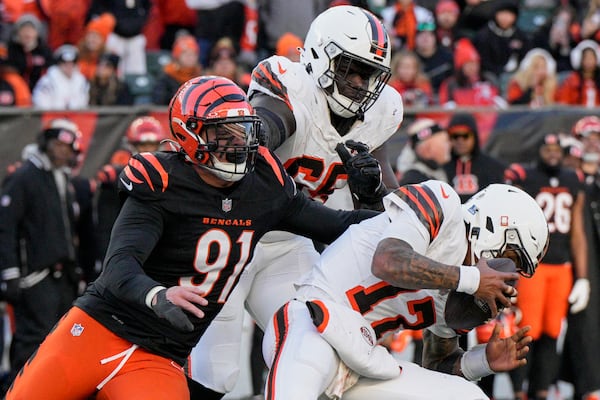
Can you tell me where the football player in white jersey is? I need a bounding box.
[189,6,404,398]
[262,182,549,399]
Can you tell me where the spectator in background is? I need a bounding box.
[388,49,433,107]
[506,48,558,107]
[184,0,246,67]
[77,13,116,81]
[87,0,151,76]
[152,33,202,105]
[0,52,32,107]
[414,18,453,94]
[397,118,450,185]
[556,40,600,107]
[472,0,531,82]
[439,38,506,141]
[205,37,251,91]
[6,14,52,91]
[88,52,133,106]
[381,0,433,51]
[505,133,590,400]
[532,5,579,73]
[443,113,506,204]
[275,32,303,62]
[40,0,91,50]
[580,0,600,42]
[32,44,89,109]
[0,119,91,388]
[154,0,196,51]
[434,0,460,51]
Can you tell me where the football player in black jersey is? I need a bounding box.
[6,76,379,400]
[504,133,589,400]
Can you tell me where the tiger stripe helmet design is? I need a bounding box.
[169,76,261,182]
[126,116,168,146]
[301,5,391,118]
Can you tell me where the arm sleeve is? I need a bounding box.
[275,191,379,244]
[98,197,165,306]
[251,91,296,150]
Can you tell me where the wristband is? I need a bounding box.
[457,266,480,295]
[145,285,167,309]
[460,344,494,381]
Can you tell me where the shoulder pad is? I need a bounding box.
[257,146,297,195]
[119,152,170,200]
[250,56,293,111]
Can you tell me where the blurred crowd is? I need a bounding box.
[0,0,600,111]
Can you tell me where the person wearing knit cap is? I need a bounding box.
[556,40,600,107]
[435,0,460,50]
[414,17,453,93]
[6,13,53,91]
[439,38,506,141]
[443,113,506,204]
[152,33,202,105]
[506,48,558,107]
[397,118,450,185]
[275,32,303,62]
[472,0,531,80]
[77,13,117,81]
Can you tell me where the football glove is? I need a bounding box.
[335,140,387,206]
[568,278,590,314]
[152,289,194,332]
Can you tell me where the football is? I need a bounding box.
[444,258,517,331]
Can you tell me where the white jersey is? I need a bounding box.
[262,181,488,400]
[296,179,467,339]
[249,55,403,208]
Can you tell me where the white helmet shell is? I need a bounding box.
[462,184,549,277]
[301,6,391,118]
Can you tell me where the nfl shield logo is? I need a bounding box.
[222,198,232,212]
[71,323,84,337]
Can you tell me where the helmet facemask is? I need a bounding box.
[474,228,538,278]
[190,116,260,182]
[318,42,390,118]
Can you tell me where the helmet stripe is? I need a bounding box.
[362,10,388,59]
[180,78,247,118]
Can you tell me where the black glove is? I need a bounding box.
[0,278,21,304]
[335,140,387,205]
[151,289,194,332]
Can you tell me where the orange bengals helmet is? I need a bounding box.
[572,115,600,139]
[126,116,167,145]
[169,76,261,182]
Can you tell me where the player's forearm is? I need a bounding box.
[371,238,460,290]
[422,329,463,375]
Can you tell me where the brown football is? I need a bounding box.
[444,258,517,331]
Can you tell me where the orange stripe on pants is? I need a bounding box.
[515,263,572,340]
[7,307,189,400]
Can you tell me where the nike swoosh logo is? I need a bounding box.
[440,185,449,199]
[278,62,287,74]
[120,177,133,191]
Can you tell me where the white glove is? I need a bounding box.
[568,278,590,313]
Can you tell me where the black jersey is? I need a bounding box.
[505,163,584,264]
[75,149,375,365]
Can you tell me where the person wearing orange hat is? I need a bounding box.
[152,33,202,105]
[438,38,506,142]
[434,0,460,50]
[78,13,117,80]
[275,32,303,62]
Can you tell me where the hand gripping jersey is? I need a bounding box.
[249,55,404,208]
